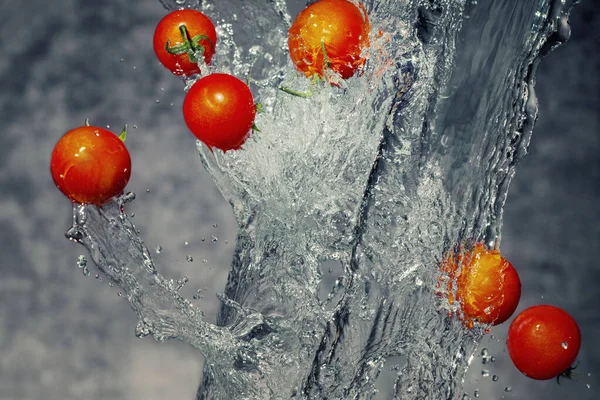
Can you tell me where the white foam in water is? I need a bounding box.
[68,0,578,398]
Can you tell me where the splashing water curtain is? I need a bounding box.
[66,0,577,398]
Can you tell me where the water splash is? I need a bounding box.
[68,0,579,398]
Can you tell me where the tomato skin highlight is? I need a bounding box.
[507,305,581,380]
[440,243,521,328]
[50,126,131,206]
[288,0,370,80]
[183,73,256,152]
[153,9,217,76]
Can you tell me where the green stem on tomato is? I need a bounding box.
[165,24,214,64]
[118,125,127,142]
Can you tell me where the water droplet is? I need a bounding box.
[117,292,123,297]
[76,255,87,268]
[561,341,568,349]
[481,370,490,377]
[130,212,135,218]
[473,389,480,398]
[211,236,218,243]
[586,384,591,389]
[212,223,218,228]
[415,276,423,286]
[201,237,206,242]
[120,58,124,62]
[106,125,111,129]
[108,282,113,287]
[82,267,90,276]
[176,276,189,290]
[184,241,189,246]
[481,348,489,357]
[155,246,162,254]
[146,188,150,193]
[155,99,160,103]
[504,386,512,392]
[202,259,208,263]
[186,255,194,262]
[490,356,496,362]
[133,125,138,129]
[492,375,498,382]
[462,394,470,400]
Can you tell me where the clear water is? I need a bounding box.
[67,0,577,398]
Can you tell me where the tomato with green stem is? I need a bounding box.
[507,305,581,381]
[439,243,521,328]
[50,122,131,206]
[153,9,217,76]
[288,0,370,81]
[183,73,257,152]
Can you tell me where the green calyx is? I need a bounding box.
[165,24,214,64]
[557,362,579,384]
[118,125,127,142]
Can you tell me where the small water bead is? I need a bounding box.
[155,99,160,103]
[481,370,490,377]
[82,267,90,277]
[561,341,568,349]
[130,212,135,218]
[462,394,470,400]
[155,245,162,254]
[587,384,591,389]
[146,188,150,193]
[186,255,194,262]
[473,390,480,398]
[176,276,189,290]
[504,386,512,392]
[117,292,123,297]
[201,237,206,242]
[108,282,113,287]
[212,223,218,228]
[76,255,87,268]
[202,259,208,263]
[211,236,218,243]
[492,375,498,382]
[184,241,189,246]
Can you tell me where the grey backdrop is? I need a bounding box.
[0,0,597,399]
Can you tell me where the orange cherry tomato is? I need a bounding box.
[153,9,217,76]
[507,305,581,380]
[183,73,256,152]
[288,0,370,80]
[439,243,521,328]
[50,125,131,206]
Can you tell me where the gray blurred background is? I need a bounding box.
[0,0,597,399]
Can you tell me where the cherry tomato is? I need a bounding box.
[183,73,256,152]
[50,125,131,206]
[288,0,370,80]
[153,9,217,76]
[439,243,521,328]
[507,305,581,380]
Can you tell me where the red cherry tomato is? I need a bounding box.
[183,73,256,152]
[50,125,131,206]
[439,243,521,328]
[507,305,581,380]
[153,9,217,76]
[288,0,370,80]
